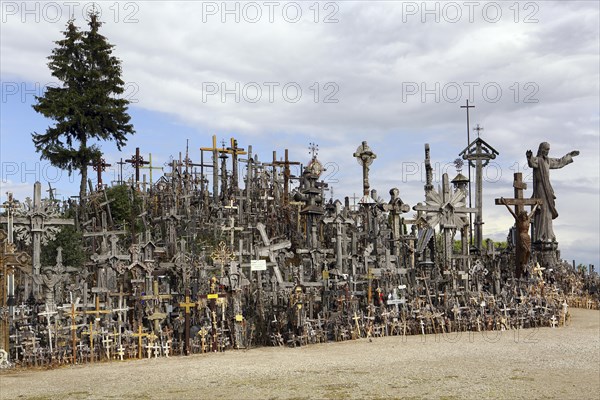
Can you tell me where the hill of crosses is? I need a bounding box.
[0,137,598,368]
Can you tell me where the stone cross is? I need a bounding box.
[353,141,377,202]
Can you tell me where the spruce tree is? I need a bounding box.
[32,13,134,202]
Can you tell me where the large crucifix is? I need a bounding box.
[494,172,542,278]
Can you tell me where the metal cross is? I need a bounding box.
[125,147,150,183]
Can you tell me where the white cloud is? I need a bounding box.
[1,1,598,265]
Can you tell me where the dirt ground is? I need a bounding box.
[1,308,598,400]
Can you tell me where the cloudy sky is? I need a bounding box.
[1,1,598,266]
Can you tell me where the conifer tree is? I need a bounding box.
[32,13,134,202]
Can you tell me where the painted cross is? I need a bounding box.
[110,284,130,349]
[210,241,235,278]
[179,290,197,356]
[38,304,58,354]
[58,299,83,364]
[140,153,164,186]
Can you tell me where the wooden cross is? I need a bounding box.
[273,149,300,204]
[197,277,227,352]
[140,153,163,186]
[495,173,540,216]
[413,174,476,265]
[141,280,172,334]
[224,138,247,191]
[60,300,83,364]
[179,290,197,356]
[125,147,150,183]
[89,157,112,190]
[101,331,113,359]
[131,325,148,359]
[0,229,31,351]
[200,134,220,203]
[82,322,97,363]
[85,295,111,322]
[221,216,243,250]
[495,173,541,278]
[109,283,130,348]
[38,304,58,354]
[459,135,499,250]
[0,182,75,276]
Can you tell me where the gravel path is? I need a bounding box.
[1,308,598,400]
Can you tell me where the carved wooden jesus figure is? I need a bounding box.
[526,142,579,243]
[501,198,539,278]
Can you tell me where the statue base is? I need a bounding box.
[533,240,560,270]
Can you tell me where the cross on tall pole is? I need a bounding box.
[116,158,126,185]
[273,149,300,204]
[200,135,220,202]
[459,133,499,251]
[460,100,475,242]
[125,147,149,184]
